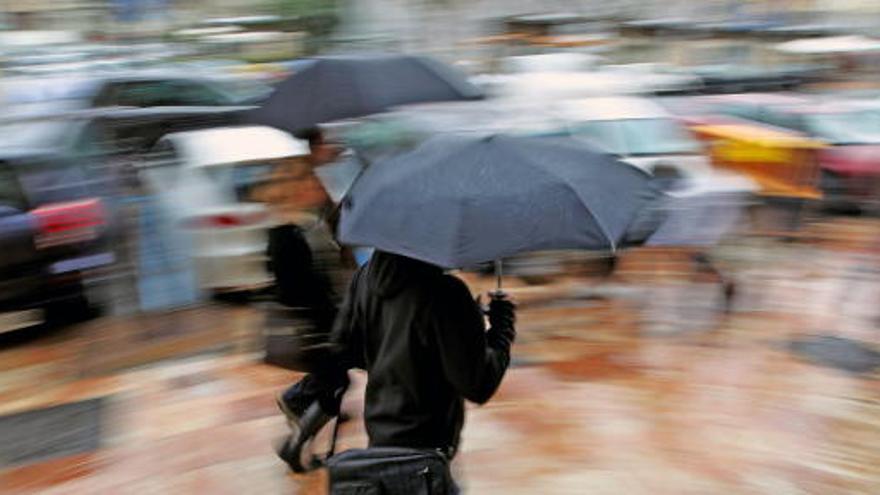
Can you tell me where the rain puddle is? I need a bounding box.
[0,397,105,467]
[787,335,880,374]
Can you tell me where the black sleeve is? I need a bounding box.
[432,275,512,405]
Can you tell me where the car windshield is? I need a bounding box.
[571,118,701,156]
[806,112,880,145]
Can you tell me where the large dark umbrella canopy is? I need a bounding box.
[250,54,484,135]
[338,134,658,268]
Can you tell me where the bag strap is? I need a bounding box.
[327,413,342,457]
[294,414,342,472]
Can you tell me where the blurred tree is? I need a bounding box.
[275,0,338,17]
[274,0,339,54]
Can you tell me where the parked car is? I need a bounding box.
[0,122,115,332]
[553,96,749,186]
[143,126,309,292]
[0,103,258,330]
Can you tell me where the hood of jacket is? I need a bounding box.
[367,251,443,298]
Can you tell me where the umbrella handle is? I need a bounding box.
[494,259,503,293]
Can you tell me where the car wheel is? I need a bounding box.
[44,279,100,326]
[820,170,860,214]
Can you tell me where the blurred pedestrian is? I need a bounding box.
[253,127,354,423]
[278,251,516,494]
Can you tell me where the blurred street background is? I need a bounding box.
[0,0,879,493]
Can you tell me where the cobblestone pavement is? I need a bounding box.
[1,218,878,494]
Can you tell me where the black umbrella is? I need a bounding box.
[249,54,484,135]
[337,133,658,275]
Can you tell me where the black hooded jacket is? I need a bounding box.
[332,251,514,452]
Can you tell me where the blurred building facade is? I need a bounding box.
[0,0,106,31]
[1,0,879,50]
[334,0,880,56]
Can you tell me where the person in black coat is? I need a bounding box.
[278,251,516,473]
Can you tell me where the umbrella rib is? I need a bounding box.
[445,138,491,265]
[513,140,618,252]
[415,57,477,102]
[302,62,322,131]
[349,59,372,116]
[575,192,617,252]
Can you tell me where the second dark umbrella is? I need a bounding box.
[250,53,484,135]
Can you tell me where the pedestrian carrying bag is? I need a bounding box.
[327,447,455,495]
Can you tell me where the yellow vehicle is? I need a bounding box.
[668,94,825,201]
[689,122,825,200]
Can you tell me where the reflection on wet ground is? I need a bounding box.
[0,218,878,494]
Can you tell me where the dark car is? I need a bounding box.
[3,72,270,111]
[0,105,251,333]
[0,138,114,331]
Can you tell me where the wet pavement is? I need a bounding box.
[0,218,878,494]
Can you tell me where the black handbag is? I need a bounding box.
[327,447,456,495]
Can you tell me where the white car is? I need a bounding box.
[555,97,739,181]
[555,96,756,246]
[481,64,701,101]
[144,125,308,291]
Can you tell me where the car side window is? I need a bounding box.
[96,81,153,107]
[166,81,227,106]
[101,81,177,107]
[96,80,229,107]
